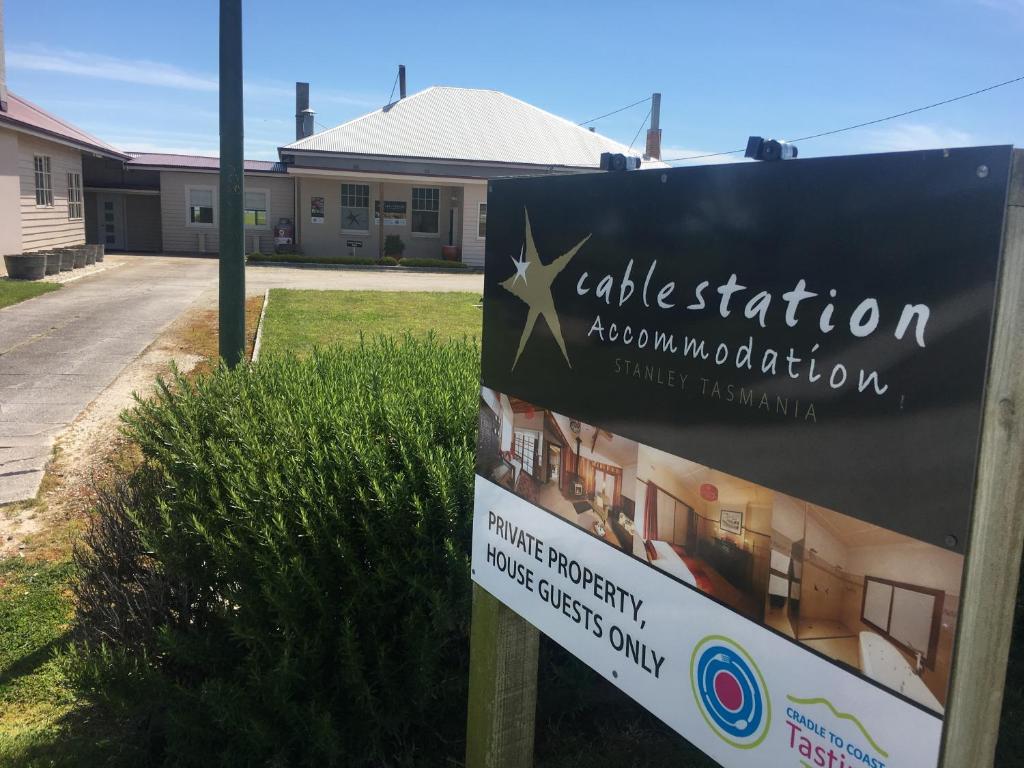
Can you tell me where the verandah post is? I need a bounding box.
[465,583,540,768]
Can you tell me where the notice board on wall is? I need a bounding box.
[470,147,1016,768]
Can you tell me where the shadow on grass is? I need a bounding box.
[3,697,157,768]
[0,631,71,689]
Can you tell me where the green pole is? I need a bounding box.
[219,0,245,367]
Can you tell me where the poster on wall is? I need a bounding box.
[374,200,407,226]
[310,196,325,224]
[471,147,1015,768]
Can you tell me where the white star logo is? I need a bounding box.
[510,246,530,286]
[501,209,591,370]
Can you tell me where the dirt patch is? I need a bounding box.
[0,295,264,562]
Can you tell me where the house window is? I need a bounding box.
[477,202,487,239]
[341,183,370,232]
[34,156,53,207]
[187,186,215,225]
[244,190,269,227]
[67,172,83,220]
[411,187,440,235]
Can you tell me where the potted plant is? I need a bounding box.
[3,253,48,280]
[384,235,406,259]
[441,244,461,261]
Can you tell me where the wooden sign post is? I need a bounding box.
[466,148,1024,768]
[940,150,1024,767]
[466,585,539,768]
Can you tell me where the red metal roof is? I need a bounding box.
[0,92,129,159]
[127,152,287,174]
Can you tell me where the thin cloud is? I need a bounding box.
[8,46,218,91]
[7,45,376,108]
[859,123,975,153]
[975,0,1024,17]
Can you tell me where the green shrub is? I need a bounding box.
[72,337,479,767]
[398,258,469,270]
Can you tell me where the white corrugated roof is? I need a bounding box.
[281,86,667,168]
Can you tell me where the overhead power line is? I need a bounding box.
[386,70,400,106]
[578,96,651,127]
[661,72,1024,164]
[628,106,653,152]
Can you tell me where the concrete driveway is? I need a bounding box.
[0,254,483,505]
[0,256,216,504]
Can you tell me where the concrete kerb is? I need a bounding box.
[247,260,483,274]
[251,289,270,362]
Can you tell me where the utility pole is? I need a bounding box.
[219,0,245,367]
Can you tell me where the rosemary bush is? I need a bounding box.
[72,336,479,767]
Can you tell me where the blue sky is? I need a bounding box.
[4,0,1023,163]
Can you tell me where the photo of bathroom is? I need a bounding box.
[767,497,960,715]
[477,387,639,553]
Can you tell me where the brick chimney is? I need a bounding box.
[644,92,662,160]
[0,0,8,112]
[295,82,314,140]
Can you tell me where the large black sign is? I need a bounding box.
[480,147,1013,553]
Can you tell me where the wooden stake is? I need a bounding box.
[465,583,539,768]
[940,148,1024,767]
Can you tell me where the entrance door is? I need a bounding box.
[97,194,125,250]
[548,445,561,483]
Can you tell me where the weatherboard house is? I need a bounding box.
[277,84,664,266]
[1,0,660,271]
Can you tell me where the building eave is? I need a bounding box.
[285,165,491,185]
[0,115,130,161]
[126,163,287,177]
[278,146,603,173]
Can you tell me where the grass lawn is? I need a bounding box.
[0,280,60,310]
[259,289,481,356]
[0,559,76,765]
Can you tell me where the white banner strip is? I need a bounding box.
[472,476,942,768]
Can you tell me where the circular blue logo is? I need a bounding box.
[690,635,771,749]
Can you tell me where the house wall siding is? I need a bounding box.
[296,176,472,261]
[461,183,487,267]
[159,170,294,254]
[0,128,21,267]
[17,134,85,251]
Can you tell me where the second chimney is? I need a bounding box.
[644,92,662,160]
[398,65,407,99]
[295,82,315,140]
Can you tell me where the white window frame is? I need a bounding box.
[244,187,270,229]
[411,186,440,237]
[477,202,487,240]
[67,171,83,220]
[34,155,54,208]
[341,183,371,234]
[185,184,216,228]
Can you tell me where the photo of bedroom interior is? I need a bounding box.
[476,386,959,714]
[633,444,772,625]
[477,388,639,554]
[767,495,961,715]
